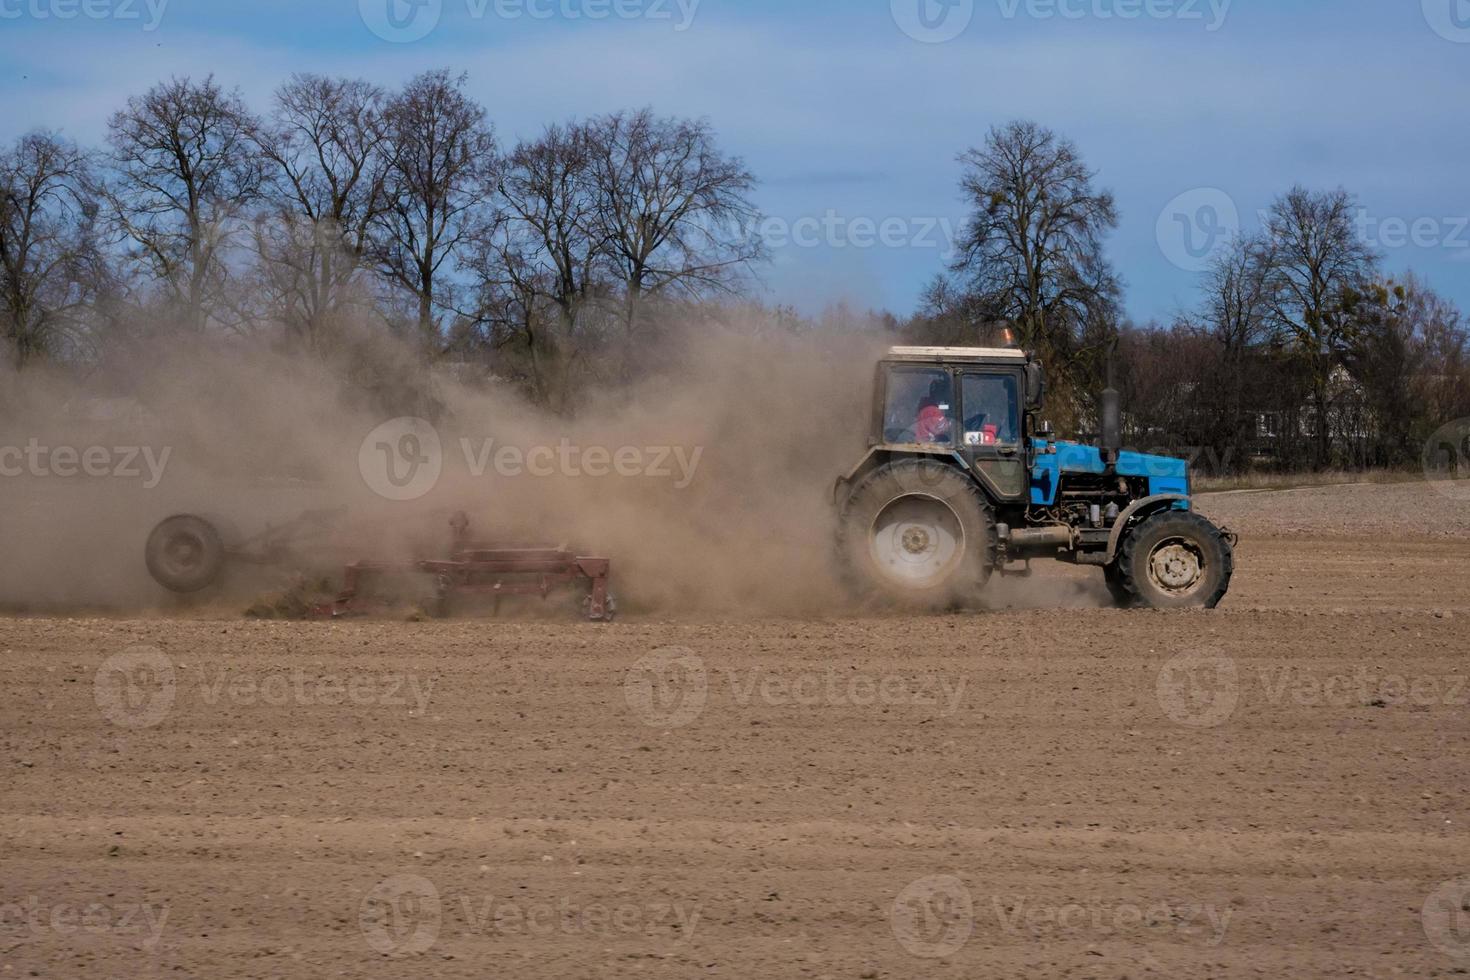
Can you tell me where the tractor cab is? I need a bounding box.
[872,347,1040,501]
[835,345,1235,610]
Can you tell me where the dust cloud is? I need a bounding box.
[0,320,888,616]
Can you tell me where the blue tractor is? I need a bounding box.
[835,346,1236,609]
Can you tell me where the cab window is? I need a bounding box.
[960,374,1021,448]
[883,367,954,446]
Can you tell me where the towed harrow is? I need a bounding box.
[145,510,615,621]
[321,514,614,621]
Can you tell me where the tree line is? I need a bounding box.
[3,76,1467,471]
[1,70,763,411]
[905,121,1470,471]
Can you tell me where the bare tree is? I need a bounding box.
[371,69,496,347]
[1199,233,1275,460]
[1339,274,1470,467]
[252,74,389,348]
[474,120,608,406]
[1262,186,1377,467]
[906,271,1010,347]
[584,109,762,336]
[0,131,108,367]
[950,120,1121,386]
[1411,281,1470,431]
[1116,319,1219,453]
[103,75,263,332]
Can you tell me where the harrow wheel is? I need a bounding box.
[584,593,617,623]
[145,514,227,594]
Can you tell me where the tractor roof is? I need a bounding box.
[885,346,1029,364]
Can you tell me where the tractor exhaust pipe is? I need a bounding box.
[1101,387,1121,462]
[1101,342,1121,466]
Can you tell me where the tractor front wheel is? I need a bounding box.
[1115,510,1233,609]
[838,459,996,608]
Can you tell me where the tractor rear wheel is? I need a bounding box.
[1102,561,1132,608]
[838,458,996,608]
[145,514,227,594]
[1115,510,1233,609]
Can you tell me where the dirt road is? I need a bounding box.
[3,482,1469,977]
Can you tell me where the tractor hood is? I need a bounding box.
[1029,440,1190,506]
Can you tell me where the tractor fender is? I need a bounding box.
[834,446,972,504]
[1105,494,1189,563]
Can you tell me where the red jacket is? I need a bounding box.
[915,405,950,443]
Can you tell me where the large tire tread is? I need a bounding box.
[836,458,996,608]
[1102,561,1133,608]
[1116,510,1233,610]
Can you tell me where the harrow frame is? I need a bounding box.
[318,513,614,621]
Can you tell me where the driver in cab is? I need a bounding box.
[914,378,953,444]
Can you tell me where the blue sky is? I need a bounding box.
[2,0,1467,323]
